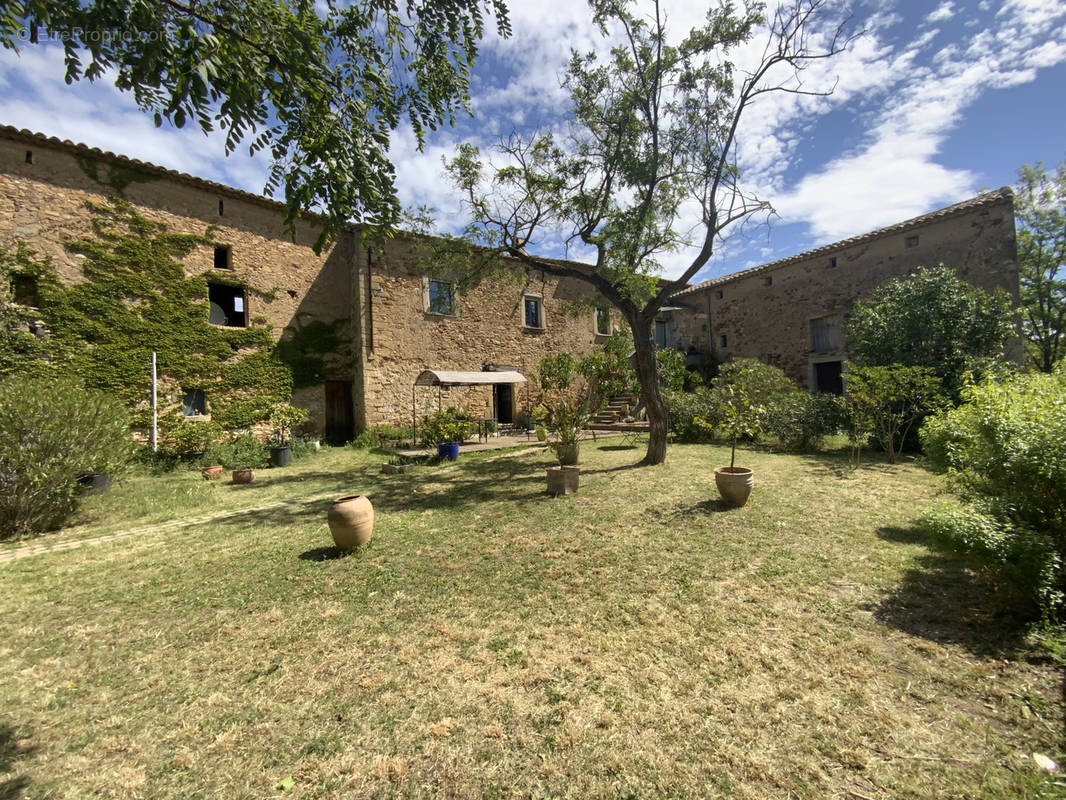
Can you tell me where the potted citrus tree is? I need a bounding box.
[698,366,765,507]
[420,407,473,461]
[269,402,309,467]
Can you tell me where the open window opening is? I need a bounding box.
[214,245,231,270]
[208,282,247,327]
[181,388,207,416]
[595,307,610,335]
[814,361,843,394]
[427,279,456,315]
[10,274,39,306]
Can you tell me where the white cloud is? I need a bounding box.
[926,2,955,24]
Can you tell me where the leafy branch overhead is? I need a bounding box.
[2,0,511,251]
[427,0,855,465]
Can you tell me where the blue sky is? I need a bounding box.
[1,0,1064,284]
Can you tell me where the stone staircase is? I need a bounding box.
[591,395,638,425]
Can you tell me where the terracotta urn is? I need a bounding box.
[201,465,223,480]
[714,466,754,507]
[232,468,255,485]
[328,495,374,550]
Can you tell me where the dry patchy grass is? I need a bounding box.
[0,442,1063,799]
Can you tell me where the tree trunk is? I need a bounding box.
[630,315,668,465]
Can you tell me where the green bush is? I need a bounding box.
[766,391,846,451]
[664,387,719,442]
[202,434,268,471]
[419,408,474,446]
[844,364,944,463]
[920,369,1066,614]
[0,374,133,538]
[349,429,382,449]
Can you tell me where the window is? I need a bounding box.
[720,334,728,348]
[181,388,206,416]
[810,316,841,353]
[25,150,32,165]
[523,295,543,329]
[218,199,224,216]
[716,290,723,299]
[764,275,773,286]
[655,319,668,349]
[905,235,919,248]
[208,282,247,327]
[829,257,837,268]
[10,274,38,306]
[595,307,610,335]
[214,245,231,270]
[427,279,456,315]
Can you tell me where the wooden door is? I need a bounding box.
[324,381,355,444]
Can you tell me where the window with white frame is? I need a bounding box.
[523,294,543,329]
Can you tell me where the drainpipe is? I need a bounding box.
[704,290,713,360]
[365,249,374,356]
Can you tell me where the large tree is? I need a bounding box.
[428,0,850,465]
[2,0,510,250]
[1015,160,1066,373]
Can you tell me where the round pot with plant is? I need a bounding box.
[420,407,473,461]
[268,402,310,467]
[698,366,765,507]
[204,434,267,485]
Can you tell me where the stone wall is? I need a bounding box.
[353,234,607,427]
[0,129,355,435]
[670,190,1020,389]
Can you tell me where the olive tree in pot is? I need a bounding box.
[269,402,310,467]
[697,366,766,507]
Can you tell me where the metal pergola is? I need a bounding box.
[411,369,528,443]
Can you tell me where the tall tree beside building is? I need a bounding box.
[1015,160,1066,373]
[2,0,510,250]
[428,0,852,465]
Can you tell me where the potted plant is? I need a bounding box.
[269,403,309,467]
[205,433,267,484]
[698,367,765,507]
[420,407,473,461]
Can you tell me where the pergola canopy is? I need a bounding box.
[414,369,527,387]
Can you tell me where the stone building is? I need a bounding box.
[662,189,1019,392]
[0,125,614,440]
[1,125,1021,438]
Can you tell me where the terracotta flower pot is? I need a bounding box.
[328,495,374,550]
[232,468,255,485]
[714,466,754,507]
[201,465,223,480]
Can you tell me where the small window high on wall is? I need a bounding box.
[208,283,247,327]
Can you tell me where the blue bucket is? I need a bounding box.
[438,442,460,461]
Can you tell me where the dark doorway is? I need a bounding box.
[814,361,843,395]
[324,381,355,444]
[493,384,514,424]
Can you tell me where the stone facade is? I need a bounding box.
[0,126,610,436]
[667,189,1020,390]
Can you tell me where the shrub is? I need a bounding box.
[844,364,944,463]
[920,370,1066,614]
[0,374,133,538]
[202,434,268,471]
[664,387,719,443]
[349,429,382,449]
[419,408,474,446]
[766,391,846,451]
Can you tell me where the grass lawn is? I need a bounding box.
[1,442,1063,799]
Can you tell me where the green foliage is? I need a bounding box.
[170,419,222,454]
[0,373,133,538]
[844,365,944,464]
[269,403,309,445]
[578,331,638,410]
[0,243,54,377]
[765,391,846,452]
[1,201,301,430]
[715,359,797,413]
[845,266,1015,400]
[921,505,1062,615]
[697,363,768,469]
[429,1,848,465]
[656,349,688,394]
[275,317,351,390]
[5,0,511,251]
[664,387,719,443]
[419,408,474,446]
[348,429,382,450]
[202,434,267,471]
[1015,160,1066,373]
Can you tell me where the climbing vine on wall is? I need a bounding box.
[0,198,297,429]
